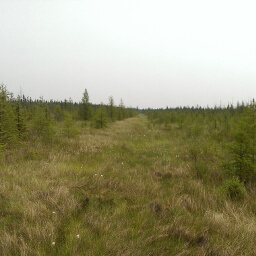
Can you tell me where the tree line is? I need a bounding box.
[0,84,138,156]
[145,101,256,198]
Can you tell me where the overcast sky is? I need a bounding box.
[1,0,256,108]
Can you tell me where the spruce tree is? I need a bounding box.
[117,99,125,120]
[15,97,28,139]
[63,112,79,138]
[32,104,55,142]
[227,102,256,183]
[108,96,116,121]
[228,128,254,182]
[80,89,92,120]
[94,105,107,128]
[0,84,17,146]
[54,104,64,121]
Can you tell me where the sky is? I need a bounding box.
[0,0,256,109]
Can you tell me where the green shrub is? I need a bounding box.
[94,106,107,129]
[0,143,5,159]
[62,113,79,138]
[223,177,245,200]
[31,105,55,142]
[0,84,19,146]
[226,130,256,183]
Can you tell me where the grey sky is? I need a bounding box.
[1,0,256,109]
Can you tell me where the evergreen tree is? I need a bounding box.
[15,97,28,139]
[80,89,92,120]
[248,100,256,165]
[31,104,55,142]
[226,102,256,183]
[117,99,125,120]
[227,129,254,182]
[63,112,79,138]
[0,84,17,146]
[94,105,107,128]
[108,96,116,121]
[54,104,64,121]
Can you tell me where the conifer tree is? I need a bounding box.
[80,89,92,120]
[32,104,55,142]
[117,99,125,120]
[227,102,256,183]
[54,104,64,121]
[15,96,28,139]
[228,128,254,182]
[249,99,256,165]
[0,84,17,146]
[94,104,107,128]
[108,96,116,121]
[63,112,79,138]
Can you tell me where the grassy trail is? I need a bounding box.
[1,115,256,255]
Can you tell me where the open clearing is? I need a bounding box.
[1,115,256,255]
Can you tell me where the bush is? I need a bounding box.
[0,85,19,146]
[31,105,55,142]
[0,143,5,159]
[223,177,245,200]
[62,113,79,138]
[226,130,256,183]
[94,106,107,129]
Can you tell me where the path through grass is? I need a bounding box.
[1,115,256,255]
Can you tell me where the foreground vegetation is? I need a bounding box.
[1,85,256,255]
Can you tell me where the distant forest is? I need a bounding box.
[0,84,138,152]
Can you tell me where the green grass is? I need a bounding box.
[1,115,256,255]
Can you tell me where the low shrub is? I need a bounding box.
[223,177,245,200]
